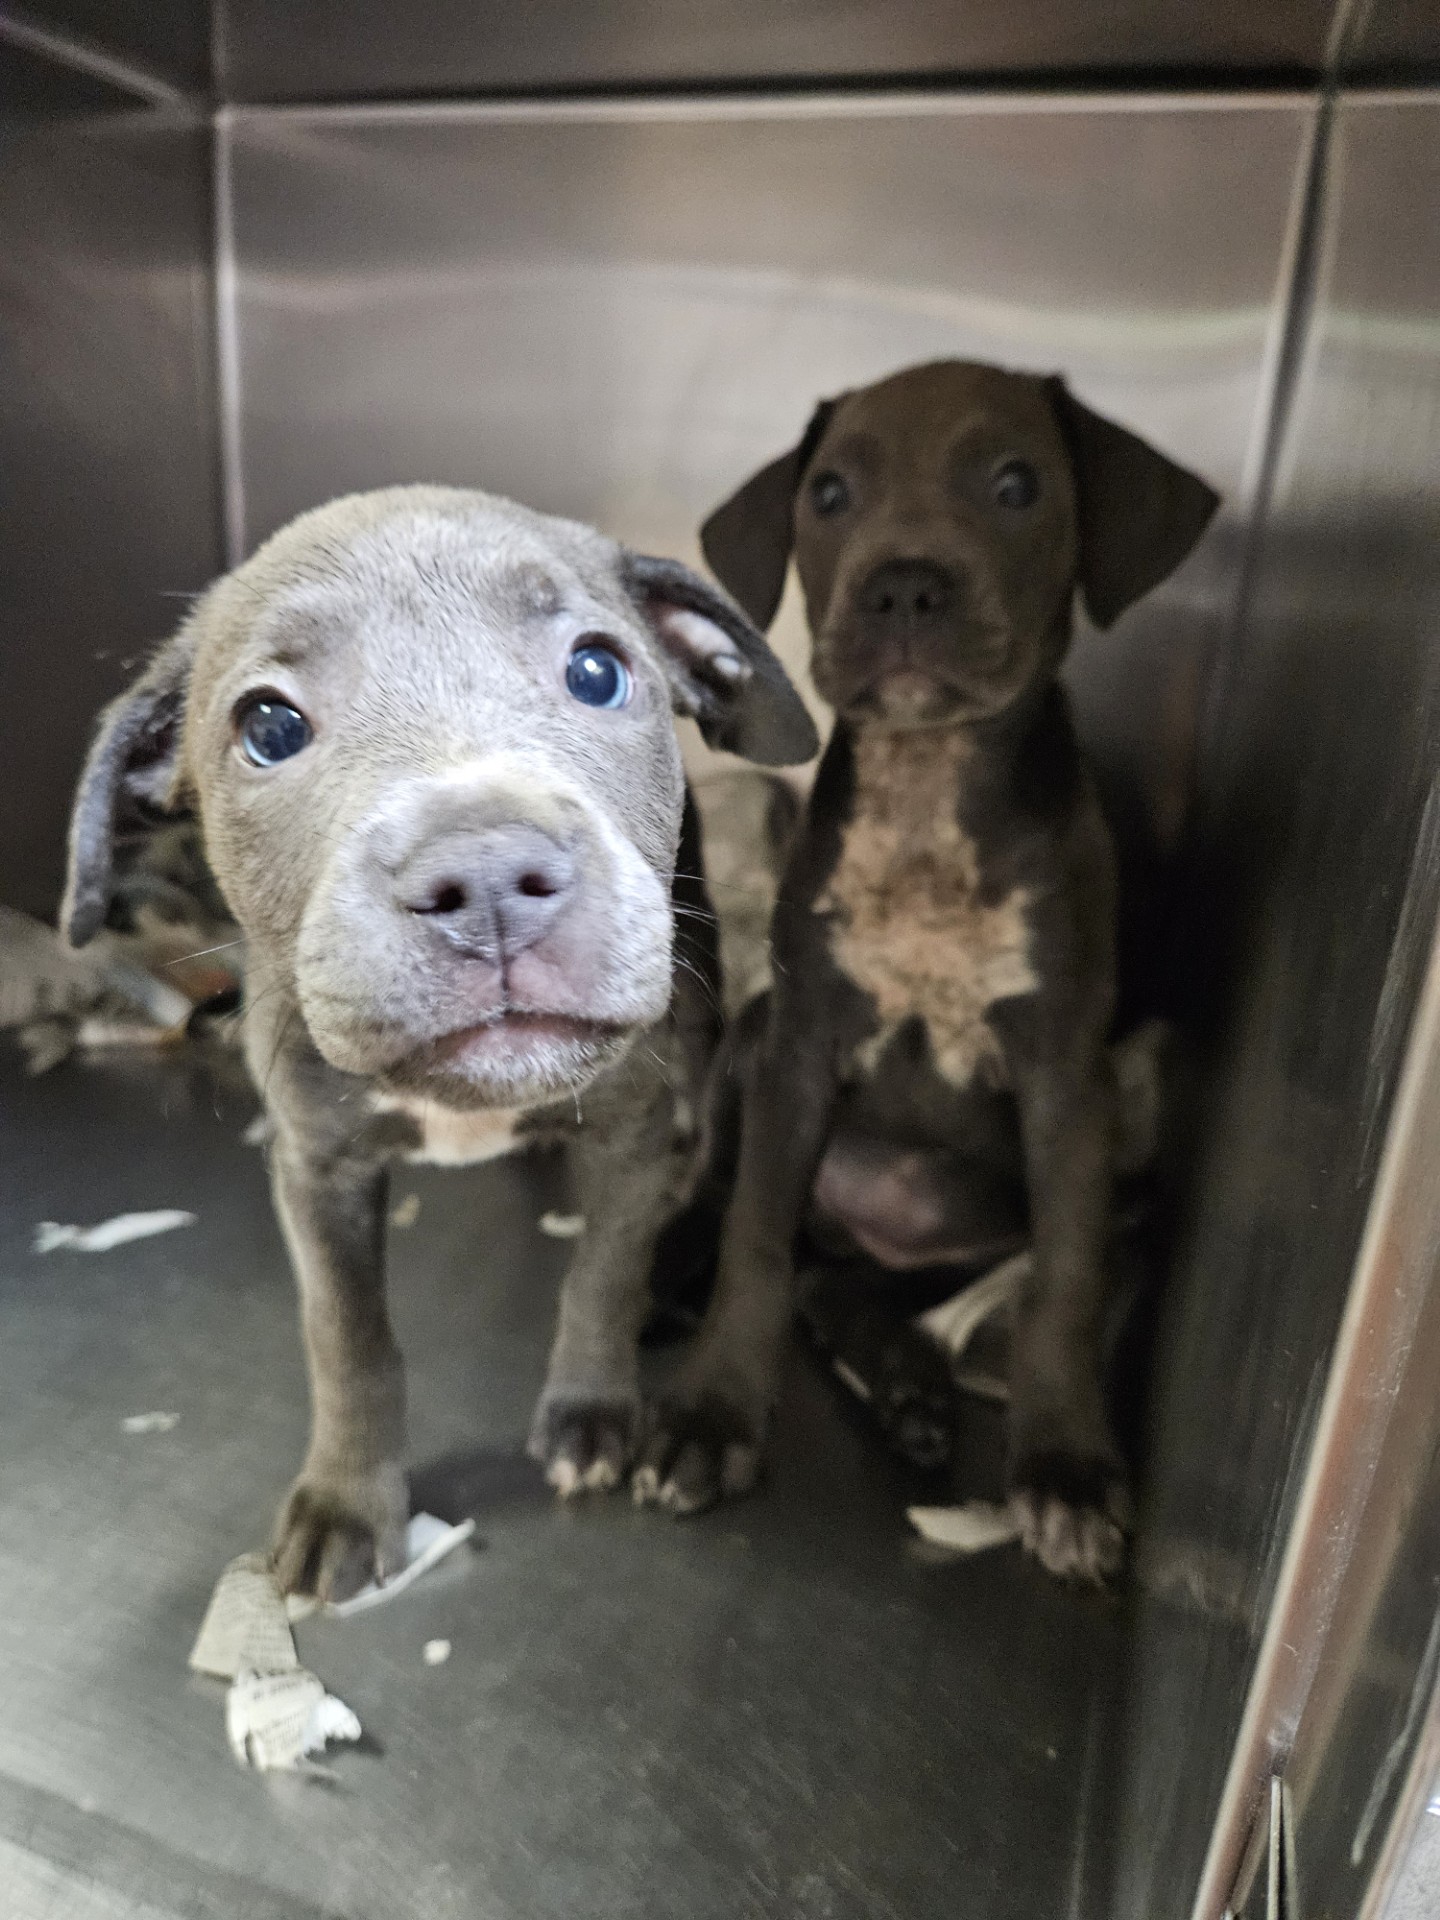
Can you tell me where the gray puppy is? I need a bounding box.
[62,486,816,1599]
[634,362,1218,1582]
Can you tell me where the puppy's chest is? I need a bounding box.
[817,730,1037,1087]
[366,1090,524,1166]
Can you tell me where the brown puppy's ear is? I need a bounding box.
[699,398,839,630]
[62,631,196,948]
[1046,377,1220,630]
[622,552,819,767]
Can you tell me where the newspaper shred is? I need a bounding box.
[35,1210,196,1254]
[225,1668,361,1773]
[538,1211,585,1239]
[915,1253,1027,1362]
[189,1554,301,1681]
[191,1515,474,1770]
[907,1501,1022,1555]
[329,1514,476,1618]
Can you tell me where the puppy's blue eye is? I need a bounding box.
[238,698,312,766]
[565,638,632,710]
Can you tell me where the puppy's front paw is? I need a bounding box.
[528,1388,640,1497]
[1008,1449,1130,1585]
[271,1461,408,1602]
[632,1379,765,1516]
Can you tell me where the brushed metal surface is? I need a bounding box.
[1107,93,1440,1920]
[222,93,1308,861]
[216,0,1338,101]
[5,0,211,94]
[1344,0,1440,78]
[0,88,219,916]
[0,1051,1119,1920]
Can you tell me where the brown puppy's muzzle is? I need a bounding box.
[817,551,1012,725]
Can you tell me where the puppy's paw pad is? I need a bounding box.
[271,1473,406,1603]
[1009,1450,1130,1585]
[529,1395,638,1500]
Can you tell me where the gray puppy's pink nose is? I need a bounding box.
[398,825,577,960]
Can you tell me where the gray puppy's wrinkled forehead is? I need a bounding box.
[206,486,631,662]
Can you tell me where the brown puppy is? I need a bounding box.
[634,361,1218,1580]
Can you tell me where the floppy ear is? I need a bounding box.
[1046,378,1220,630]
[622,551,819,767]
[699,398,839,630]
[61,631,196,948]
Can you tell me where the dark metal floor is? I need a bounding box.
[0,1047,1118,1920]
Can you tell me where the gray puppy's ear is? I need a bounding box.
[62,631,196,948]
[622,552,819,767]
[698,398,839,630]
[1046,377,1220,630]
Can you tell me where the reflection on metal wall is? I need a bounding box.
[0,59,219,914]
[1108,91,1440,1920]
[217,0,1339,101]
[1345,0,1440,79]
[8,0,211,94]
[222,93,1306,849]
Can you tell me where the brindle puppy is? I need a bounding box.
[635,361,1218,1581]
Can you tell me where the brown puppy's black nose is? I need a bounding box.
[397,825,577,960]
[858,558,956,625]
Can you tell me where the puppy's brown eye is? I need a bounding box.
[991,459,1040,511]
[809,470,851,517]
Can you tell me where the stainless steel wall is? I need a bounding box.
[13,1,211,93]
[216,1,1338,101]
[1107,89,1440,1920]
[0,32,220,916]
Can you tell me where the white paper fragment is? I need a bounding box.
[329,1512,476,1618]
[225,1666,360,1772]
[907,1501,1022,1554]
[423,1638,451,1666]
[189,1553,299,1680]
[390,1192,421,1228]
[35,1209,196,1255]
[122,1411,179,1434]
[831,1357,873,1404]
[538,1210,585,1239]
[915,1252,1028,1361]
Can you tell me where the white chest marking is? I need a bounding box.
[367,1089,523,1167]
[818,727,1037,1089]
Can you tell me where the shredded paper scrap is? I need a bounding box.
[190,1514,475,1771]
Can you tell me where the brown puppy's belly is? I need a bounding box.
[810,1130,1028,1270]
[819,726,1037,1089]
